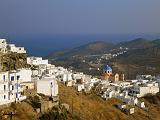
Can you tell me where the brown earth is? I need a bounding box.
[59,83,159,120]
[0,83,160,120]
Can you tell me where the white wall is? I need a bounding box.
[8,44,26,53]
[37,79,58,96]
[16,69,32,82]
[27,57,48,66]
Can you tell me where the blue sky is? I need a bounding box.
[0,0,160,35]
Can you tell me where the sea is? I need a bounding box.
[7,34,160,57]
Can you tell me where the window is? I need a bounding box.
[16,93,18,98]
[12,86,14,90]
[4,95,6,99]
[4,85,6,91]
[11,76,14,81]
[51,82,53,88]
[17,75,20,80]
[3,75,5,81]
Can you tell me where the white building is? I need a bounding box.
[56,72,73,82]
[27,57,48,66]
[129,82,159,97]
[8,44,26,53]
[16,69,32,82]
[75,84,84,92]
[0,70,27,106]
[0,39,26,54]
[36,76,58,97]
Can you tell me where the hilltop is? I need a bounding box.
[47,38,154,60]
[47,41,114,60]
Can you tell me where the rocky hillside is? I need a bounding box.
[0,52,30,71]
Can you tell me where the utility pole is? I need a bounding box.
[3,112,17,120]
[71,97,73,114]
[51,82,53,97]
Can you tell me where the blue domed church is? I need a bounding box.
[103,65,112,76]
[102,65,124,81]
[102,65,112,80]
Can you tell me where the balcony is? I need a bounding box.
[9,79,22,84]
[9,87,23,93]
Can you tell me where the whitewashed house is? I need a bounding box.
[0,39,26,54]
[0,70,27,106]
[8,44,26,53]
[57,72,73,82]
[16,69,32,82]
[137,101,145,108]
[36,76,58,97]
[129,82,159,97]
[75,84,84,92]
[16,47,26,53]
[27,57,48,66]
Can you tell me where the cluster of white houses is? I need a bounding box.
[99,77,159,110]
[0,55,160,108]
[0,39,26,53]
[0,40,160,113]
[0,69,31,105]
[27,56,160,110]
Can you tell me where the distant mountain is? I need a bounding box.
[116,38,153,49]
[47,38,155,60]
[47,38,160,77]
[114,39,160,77]
[151,39,160,46]
[117,39,160,64]
[47,41,114,60]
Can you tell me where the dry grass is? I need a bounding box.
[0,102,37,120]
[59,83,129,120]
[59,83,160,120]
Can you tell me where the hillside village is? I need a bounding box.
[0,38,160,119]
